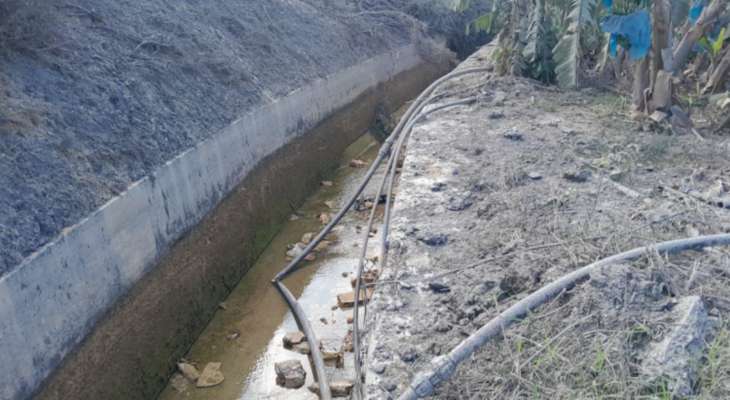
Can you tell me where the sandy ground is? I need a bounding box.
[365,46,730,399]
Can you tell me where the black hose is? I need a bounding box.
[397,234,730,399]
[269,66,490,400]
[351,96,479,398]
[273,281,332,398]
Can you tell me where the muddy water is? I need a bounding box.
[158,133,383,400]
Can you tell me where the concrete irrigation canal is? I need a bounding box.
[4,1,730,400]
[156,133,386,399]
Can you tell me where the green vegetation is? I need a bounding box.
[455,0,730,123]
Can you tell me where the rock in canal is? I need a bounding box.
[282,331,306,349]
[337,288,374,308]
[275,360,307,389]
[301,232,314,244]
[314,240,332,252]
[196,362,224,388]
[308,380,355,397]
[320,339,345,368]
[170,373,189,393]
[319,212,332,225]
[293,341,311,355]
[177,362,200,383]
[286,243,305,259]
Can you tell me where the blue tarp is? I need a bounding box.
[601,10,652,60]
[689,0,706,24]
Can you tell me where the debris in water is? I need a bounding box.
[342,330,354,352]
[196,362,224,388]
[177,362,200,383]
[337,288,374,308]
[308,379,355,397]
[301,232,314,244]
[226,330,240,341]
[275,360,306,389]
[350,269,380,287]
[170,373,189,393]
[350,159,367,168]
[319,212,332,225]
[320,339,345,368]
[282,331,306,349]
[217,302,227,310]
[286,243,305,259]
[293,342,311,354]
[321,181,334,187]
[314,240,331,252]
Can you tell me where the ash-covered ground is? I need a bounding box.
[365,46,730,399]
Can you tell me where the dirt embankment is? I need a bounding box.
[0,0,436,275]
[366,46,730,399]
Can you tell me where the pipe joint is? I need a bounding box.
[410,355,458,398]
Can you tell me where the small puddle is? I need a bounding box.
[158,132,384,400]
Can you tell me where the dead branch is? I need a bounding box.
[703,46,730,94]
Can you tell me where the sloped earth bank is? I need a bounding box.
[2,0,412,273]
[0,0,478,274]
[0,1,470,399]
[158,133,388,400]
[366,45,730,399]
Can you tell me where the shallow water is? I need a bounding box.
[158,133,381,400]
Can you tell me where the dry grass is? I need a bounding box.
[406,78,730,399]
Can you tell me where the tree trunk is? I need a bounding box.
[651,0,671,84]
[633,57,650,115]
[704,47,730,94]
[672,0,727,75]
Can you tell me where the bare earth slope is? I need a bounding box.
[367,46,730,399]
[0,0,415,274]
